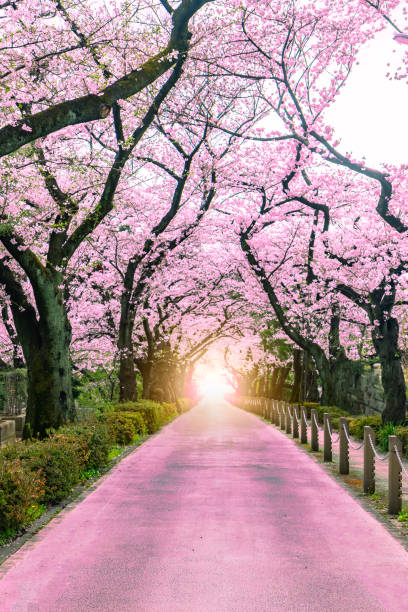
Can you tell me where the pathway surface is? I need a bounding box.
[1,400,408,611]
[311,420,408,504]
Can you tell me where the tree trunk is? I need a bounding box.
[12,292,74,438]
[136,359,152,400]
[119,353,138,401]
[300,352,320,402]
[290,349,302,402]
[270,368,279,398]
[372,316,406,424]
[275,366,291,400]
[314,351,363,410]
[118,299,137,401]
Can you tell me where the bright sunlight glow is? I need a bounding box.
[194,366,234,400]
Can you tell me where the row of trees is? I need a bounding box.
[0,0,407,435]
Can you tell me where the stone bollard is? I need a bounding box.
[339,417,349,475]
[300,407,307,444]
[363,426,375,494]
[388,435,402,515]
[293,406,299,439]
[285,404,292,435]
[280,403,286,430]
[311,408,319,452]
[323,413,332,462]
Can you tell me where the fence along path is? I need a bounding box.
[241,397,408,515]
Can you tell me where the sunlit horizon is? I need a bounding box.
[194,365,235,400]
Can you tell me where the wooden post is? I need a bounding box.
[280,402,286,430]
[285,404,292,434]
[388,435,402,515]
[339,417,349,475]
[324,413,332,462]
[363,426,375,494]
[311,408,319,451]
[293,406,299,439]
[273,400,278,425]
[300,406,307,444]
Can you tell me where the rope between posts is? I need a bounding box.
[394,446,408,481]
[293,409,301,425]
[367,434,389,461]
[327,420,340,443]
[312,412,320,430]
[342,423,364,450]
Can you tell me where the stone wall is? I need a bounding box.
[0,369,27,416]
[0,419,15,447]
[343,366,385,416]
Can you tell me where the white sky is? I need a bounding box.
[326,27,408,167]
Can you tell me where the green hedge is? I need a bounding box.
[0,459,44,532]
[113,400,164,434]
[348,415,383,439]
[301,403,320,418]
[395,426,408,456]
[0,396,188,538]
[3,438,84,505]
[177,397,193,414]
[102,411,147,444]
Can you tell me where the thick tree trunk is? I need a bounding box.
[314,351,363,410]
[141,371,152,399]
[372,316,406,424]
[314,354,335,406]
[135,359,152,400]
[25,330,73,438]
[13,292,74,438]
[118,299,138,401]
[119,353,138,401]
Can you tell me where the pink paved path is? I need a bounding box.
[1,400,408,611]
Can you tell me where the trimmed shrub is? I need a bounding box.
[161,402,178,421]
[103,412,136,445]
[119,411,147,436]
[3,439,82,505]
[301,402,320,418]
[56,420,110,470]
[0,459,44,532]
[102,411,146,444]
[177,397,192,413]
[314,405,349,425]
[395,426,408,457]
[348,415,383,440]
[114,400,162,433]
